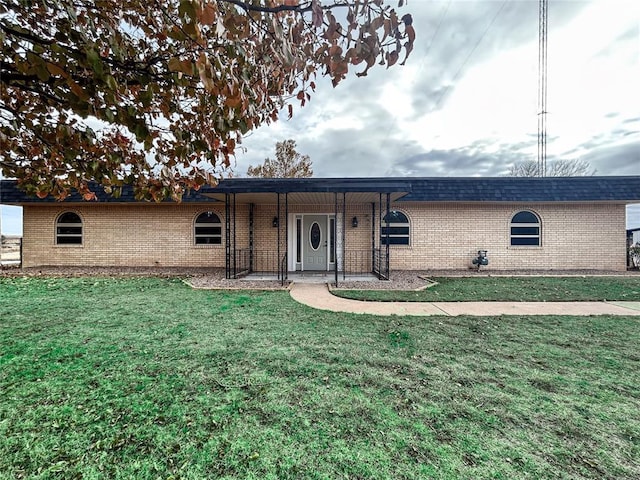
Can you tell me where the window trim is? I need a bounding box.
[55,211,83,246]
[510,210,541,247]
[381,209,410,246]
[194,211,222,246]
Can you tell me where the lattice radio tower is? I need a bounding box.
[537,0,549,177]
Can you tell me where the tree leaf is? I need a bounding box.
[246,139,313,178]
[387,50,399,68]
[179,0,196,22]
[46,62,67,78]
[168,57,182,72]
[1,0,416,201]
[198,3,216,25]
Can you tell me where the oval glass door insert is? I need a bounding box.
[309,222,321,250]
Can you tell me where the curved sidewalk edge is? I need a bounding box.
[289,283,640,317]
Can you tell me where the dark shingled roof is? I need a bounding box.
[2,176,640,204]
[0,180,216,204]
[212,176,640,202]
[397,176,640,202]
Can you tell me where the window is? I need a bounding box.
[296,218,302,263]
[381,210,410,245]
[329,217,335,263]
[510,210,541,246]
[309,222,322,250]
[195,212,222,245]
[56,212,83,244]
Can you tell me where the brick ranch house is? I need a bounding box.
[2,176,640,281]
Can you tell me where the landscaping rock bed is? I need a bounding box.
[1,266,637,290]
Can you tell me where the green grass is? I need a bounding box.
[1,277,639,479]
[334,276,640,302]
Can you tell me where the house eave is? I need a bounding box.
[3,176,640,205]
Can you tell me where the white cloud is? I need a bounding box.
[547,1,640,157]
[388,0,640,172]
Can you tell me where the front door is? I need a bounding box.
[303,215,327,270]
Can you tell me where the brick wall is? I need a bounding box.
[389,202,627,271]
[22,204,232,267]
[22,201,628,271]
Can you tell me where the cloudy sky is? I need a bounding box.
[233,0,640,227]
[1,0,639,234]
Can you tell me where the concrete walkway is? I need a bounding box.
[289,283,640,317]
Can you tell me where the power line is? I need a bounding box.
[433,0,508,111]
[380,0,453,146]
[423,0,453,62]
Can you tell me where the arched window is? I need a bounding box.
[510,210,541,246]
[381,210,410,245]
[194,212,222,245]
[56,212,83,244]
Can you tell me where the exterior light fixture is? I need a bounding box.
[272,216,279,228]
[352,216,358,228]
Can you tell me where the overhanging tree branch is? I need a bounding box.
[221,0,314,14]
[1,0,416,201]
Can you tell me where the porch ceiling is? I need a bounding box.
[202,191,408,204]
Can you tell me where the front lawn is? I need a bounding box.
[1,277,639,479]
[334,275,640,302]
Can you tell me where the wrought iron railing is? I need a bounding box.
[279,253,288,286]
[372,247,389,280]
[343,249,373,278]
[250,250,281,275]
[231,248,250,278]
[228,248,389,280]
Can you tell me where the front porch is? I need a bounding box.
[241,271,380,284]
[204,178,410,287]
[226,247,390,286]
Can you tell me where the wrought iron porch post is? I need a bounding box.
[378,193,382,279]
[343,192,346,280]
[233,193,237,278]
[225,193,231,279]
[277,192,280,280]
[334,192,338,287]
[249,203,254,273]
[371,202,375,274]
[285,192,288,281]
[385,192,390,279]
